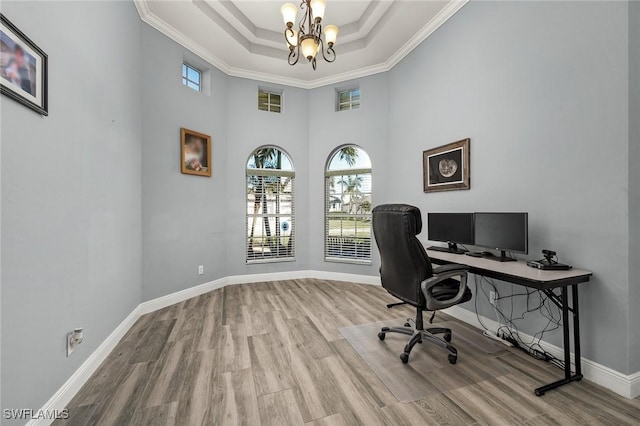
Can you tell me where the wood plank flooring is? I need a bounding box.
[56,279,640,425]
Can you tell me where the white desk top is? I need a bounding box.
[426,249,592,284]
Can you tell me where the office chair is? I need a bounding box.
[372,204,472,364]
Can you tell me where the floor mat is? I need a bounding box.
[339,318,510,402]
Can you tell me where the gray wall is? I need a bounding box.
[0,0,142,419]
[2,1,638,418]
[140,25,229,301]
[307,74,390,275]
[129,0,640,377]
[136,0,640,377]
[139,25,314,297]
[628,0,640,374]
[387,1,632,373]
[224,77,311,277]
[139,39,393,294]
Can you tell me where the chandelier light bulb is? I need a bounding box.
[280,3,297,27]
[301,36,318,61]
[324,25,338,46]
[309,0,326,22]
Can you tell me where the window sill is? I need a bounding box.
[324,257,372,266]
[246,257,296,265]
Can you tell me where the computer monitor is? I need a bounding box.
[474,212,528,261]
[427,213,474,254]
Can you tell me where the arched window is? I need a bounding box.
[325,145,372,263]
[246,146,295,263]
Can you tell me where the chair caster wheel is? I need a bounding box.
[404,322,411,327]
[448,354,457,364]
[444,331,452,342]
[400,353,409,364]
[377,332,385,341]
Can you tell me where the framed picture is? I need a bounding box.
[181,128,211,177]
[423,138,470,193]
[1,14,48,115]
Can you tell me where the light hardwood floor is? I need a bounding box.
[56,279,640,425]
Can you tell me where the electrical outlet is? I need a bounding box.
[67,333,76,357]
[66,328,84,357]
[489,290,498,306]
[198,265,204,275]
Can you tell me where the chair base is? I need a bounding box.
[378,324,458,365]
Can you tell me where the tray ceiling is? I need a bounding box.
[135,0,468,89]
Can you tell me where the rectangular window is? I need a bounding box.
[337,88,360,111]
[325,170,372,264]
[258,90,282,113]
[247,171,295,263]
[182,63,201,92]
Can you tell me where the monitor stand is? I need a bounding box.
[428,242,467,255]
[483,250,517,262]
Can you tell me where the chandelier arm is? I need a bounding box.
[284,28,296,48]
[322,46,336,63]
[298,0,309,35]
[319,38,336,63]
[288,44,299,66]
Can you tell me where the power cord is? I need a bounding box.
[473,275,566,370]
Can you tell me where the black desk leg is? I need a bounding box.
[534,285,584,396]
[572,284,583,378]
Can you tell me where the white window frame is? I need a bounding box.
[336,88,360,111]
[258,89,282,113]
[182,63,201,92]
[325,147,372,265]
[246,147,295,264]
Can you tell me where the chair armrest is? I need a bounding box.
[432,264,469,275]
[421,270,469,311]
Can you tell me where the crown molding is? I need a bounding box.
[134,0,469,89]
[196,0,392,49]
[192,0,385,61]
[134,0,231,75]
[383,0,468,69]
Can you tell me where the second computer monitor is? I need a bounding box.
[427,213,475,248]
[474,212,528,255]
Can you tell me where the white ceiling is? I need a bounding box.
[134,0,468,89]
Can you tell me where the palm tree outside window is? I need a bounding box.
[246,146,295,263]
[325,145,372,263]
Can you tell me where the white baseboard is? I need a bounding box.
[27,306,142,426]
[630,371,640,399]
[138,277,228,315]
[225,269,382,286]
[443,305,640,399]
[138,270,381,316]
[226,269,313,285]
[31,270,637,425]
[306,270,382,286]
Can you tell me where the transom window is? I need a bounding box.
[258,90,282,113]
[182,63,201,92]
[325,145,372,264]
[247,147,295,263]
[337,88,360,111]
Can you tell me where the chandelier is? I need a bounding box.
[281,0,339,70]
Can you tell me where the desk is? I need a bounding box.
[427,249,593,396]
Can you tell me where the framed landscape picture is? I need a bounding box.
[0,14,48,115]
[423,138,470,193]
[181,128,211,177]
